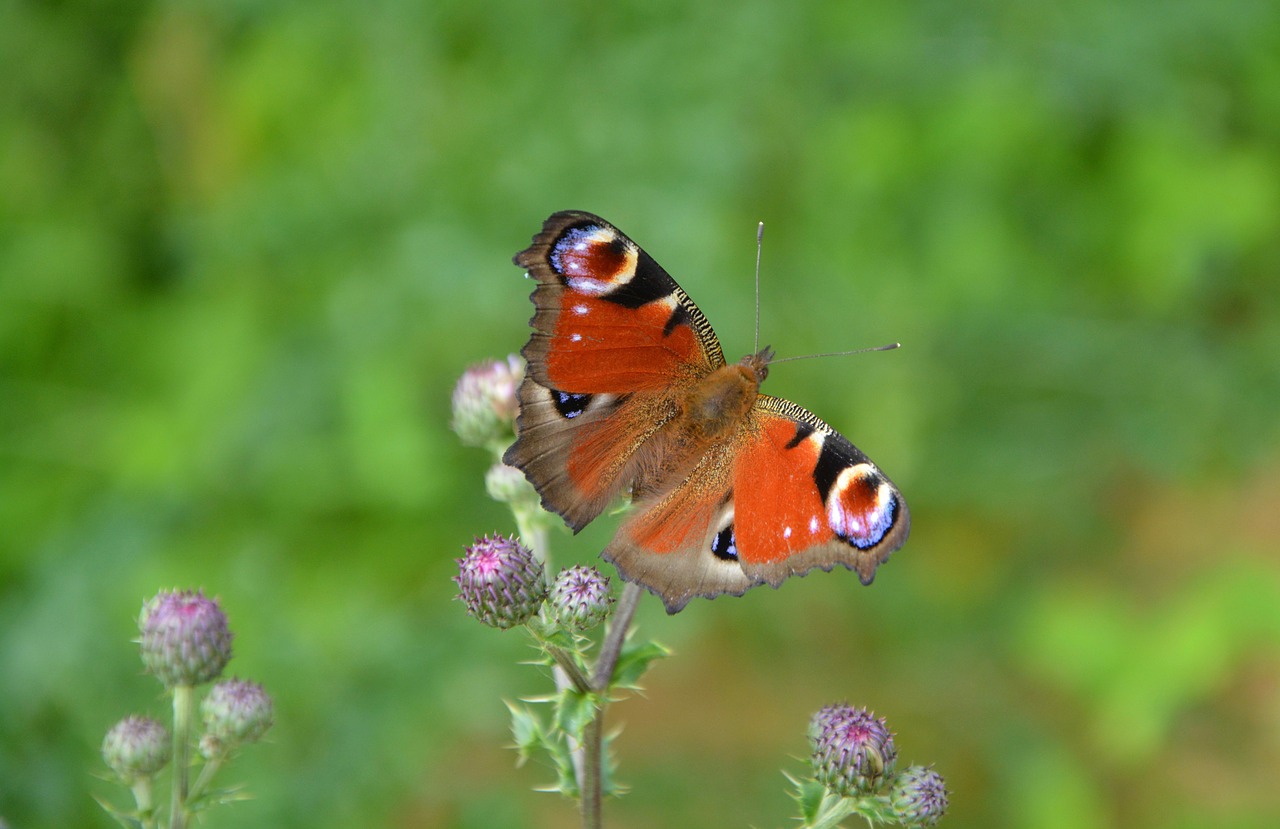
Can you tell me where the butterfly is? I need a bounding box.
[503,211,909,613]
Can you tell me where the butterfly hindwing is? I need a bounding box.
[731,396,909,587]
[604,397,909,613]
[603,440,754,610]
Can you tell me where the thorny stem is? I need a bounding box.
[580,582,644,829]
[533,635,591,695]
[188,752,226,805]
[592,583,643,689]
[580,709,605,829]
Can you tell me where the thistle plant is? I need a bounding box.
[98,589,273,829]
[788,703,948,828]
[453,355,947,828]
[452,356,666,827]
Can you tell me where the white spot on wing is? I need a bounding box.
[567,275,611,295]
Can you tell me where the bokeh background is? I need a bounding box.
[3,1,1278,827]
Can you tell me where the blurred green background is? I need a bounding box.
[3,0,1278,827]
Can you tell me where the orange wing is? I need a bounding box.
[504,212,724,530]
[604,396,909,613]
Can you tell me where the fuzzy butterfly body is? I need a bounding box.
[504,211,909,613]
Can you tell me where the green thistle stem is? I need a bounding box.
[169,684,195,829]
[511,501,549,571]
[188,752,225,804]
[527,625,591,694]
[130,778,156,829]
[581,711,604,829]
[592,583,642,688]
[579,582,644,829]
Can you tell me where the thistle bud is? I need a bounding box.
[549,565,614,631]
[139,589,233,688]
[102,716,170,783]
[455,535,547,629]
[451,355,523,448]
[810,704,896,796]
[485,462,537,505]
[890,765,949,826]
[202,678,274,748]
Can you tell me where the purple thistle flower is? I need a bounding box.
[549,565,614,631]
[455,535,547,629]
[102,715,170,782]
[451,355,523,448]
[810,703,897,796]
[139,589,233,688]
[202,678,274,749]
[890,765,949,826]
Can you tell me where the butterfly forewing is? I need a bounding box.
[505,212,725,530]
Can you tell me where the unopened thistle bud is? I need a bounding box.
[810,704,897,796]
[139,589,233,688]
[485,462,537,505]
[202,678,274,748]
[890,765,949,826]
[451,355,523,448]
[549,565,614,631]
[102,716,170,783]
[455,535,547,629]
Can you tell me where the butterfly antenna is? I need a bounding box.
[768,342,902,365]
[753,220,764,354]
[750,220,900,366]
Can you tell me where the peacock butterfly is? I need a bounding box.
[503,211,910,613]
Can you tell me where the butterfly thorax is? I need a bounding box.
[679,348,773,443]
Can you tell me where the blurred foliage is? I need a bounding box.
[2,0,1279,827]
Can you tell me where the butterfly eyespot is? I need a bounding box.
[552,390,592,419]
[826,465,897,549]
[710,524,738,561]
[551,226,638,297]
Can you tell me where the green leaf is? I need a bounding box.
[188,784,252,812]
[506,701,544,763]
[609,639,671,690]
[544,733,580,799]
[600,729,629,798]
[553,687,599,739]
[785,772,828,823]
